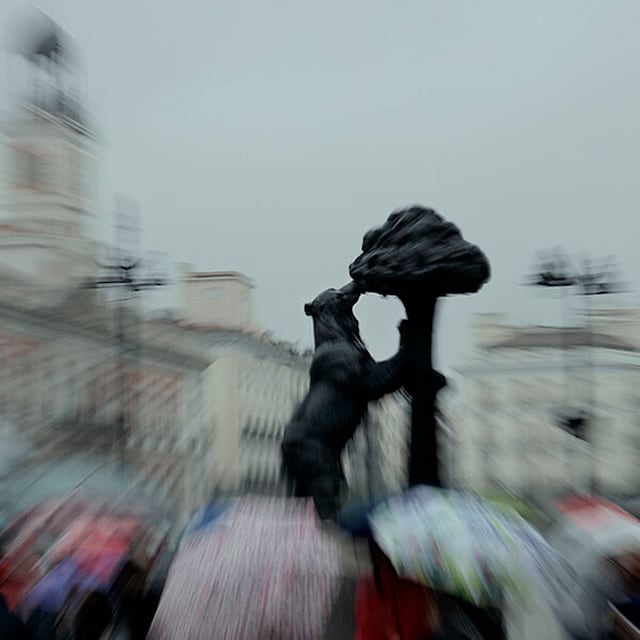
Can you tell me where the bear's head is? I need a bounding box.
[304,282,365,349]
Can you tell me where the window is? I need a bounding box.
[205,288,223,299]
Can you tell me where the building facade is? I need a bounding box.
[179,270,411,501]
[0,280,215,527]
[441,312,640,501]
[195,325,410,500]
[179,268,255,330]
[1,19,97,308]
[0,15,411,528]
[0,21,219,529]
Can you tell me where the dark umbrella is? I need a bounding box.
[3,454,160,522]
[335,495,391,539]
[349,206,490,486]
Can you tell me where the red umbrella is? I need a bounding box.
[148,498,343,640]
[48,516,136,586]
[0,495,168,618]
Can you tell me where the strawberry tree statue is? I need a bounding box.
[349,206,490,486]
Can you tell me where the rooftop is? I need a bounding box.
[487,328,638,352]
[180,324,311,366]
[183,271,254,288]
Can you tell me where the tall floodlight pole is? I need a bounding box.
[525,249,577,497]
[526,249,626,496]
[577,254,626,495]
[86,197,166,468]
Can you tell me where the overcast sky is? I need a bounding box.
[1,1,640,369]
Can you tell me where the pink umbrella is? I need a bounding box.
[148,498,343,640]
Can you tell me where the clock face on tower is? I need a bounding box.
[11,139,90,201]
[0,122,94,302]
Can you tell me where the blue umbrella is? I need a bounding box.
[181,500,237,541]
[22,557,105,614]
[335,495,391,538]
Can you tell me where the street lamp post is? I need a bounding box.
[86,199,166,469]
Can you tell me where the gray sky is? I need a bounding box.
[2,0,640,368]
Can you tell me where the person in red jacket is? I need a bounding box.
[354,541,437,640]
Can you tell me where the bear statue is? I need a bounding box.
[281,281,413,520]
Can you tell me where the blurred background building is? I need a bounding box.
[0,11,412,534]
[441,310,640,503]
[0,12,96,308]
[173,268,410,500]
[179,268,255,330]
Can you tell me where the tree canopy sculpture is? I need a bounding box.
[349,205,490,486]
[281,205,489,520]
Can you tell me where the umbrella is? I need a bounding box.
[368,486,578,611]
[546,496,640,639]
[3,454,151,520]
[20,557,105,614]
[479,489,546,529]
[180,499,237,542]
[623,497,640,521]
[0,418,29,474]
[0,494,170,619]
[553,495,640,558]
[148,497,344,640]
[335,495,390,539]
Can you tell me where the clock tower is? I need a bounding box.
[0,12,98,307]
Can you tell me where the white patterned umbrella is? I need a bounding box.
[369,486,579,612]
[148,497,343,640]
